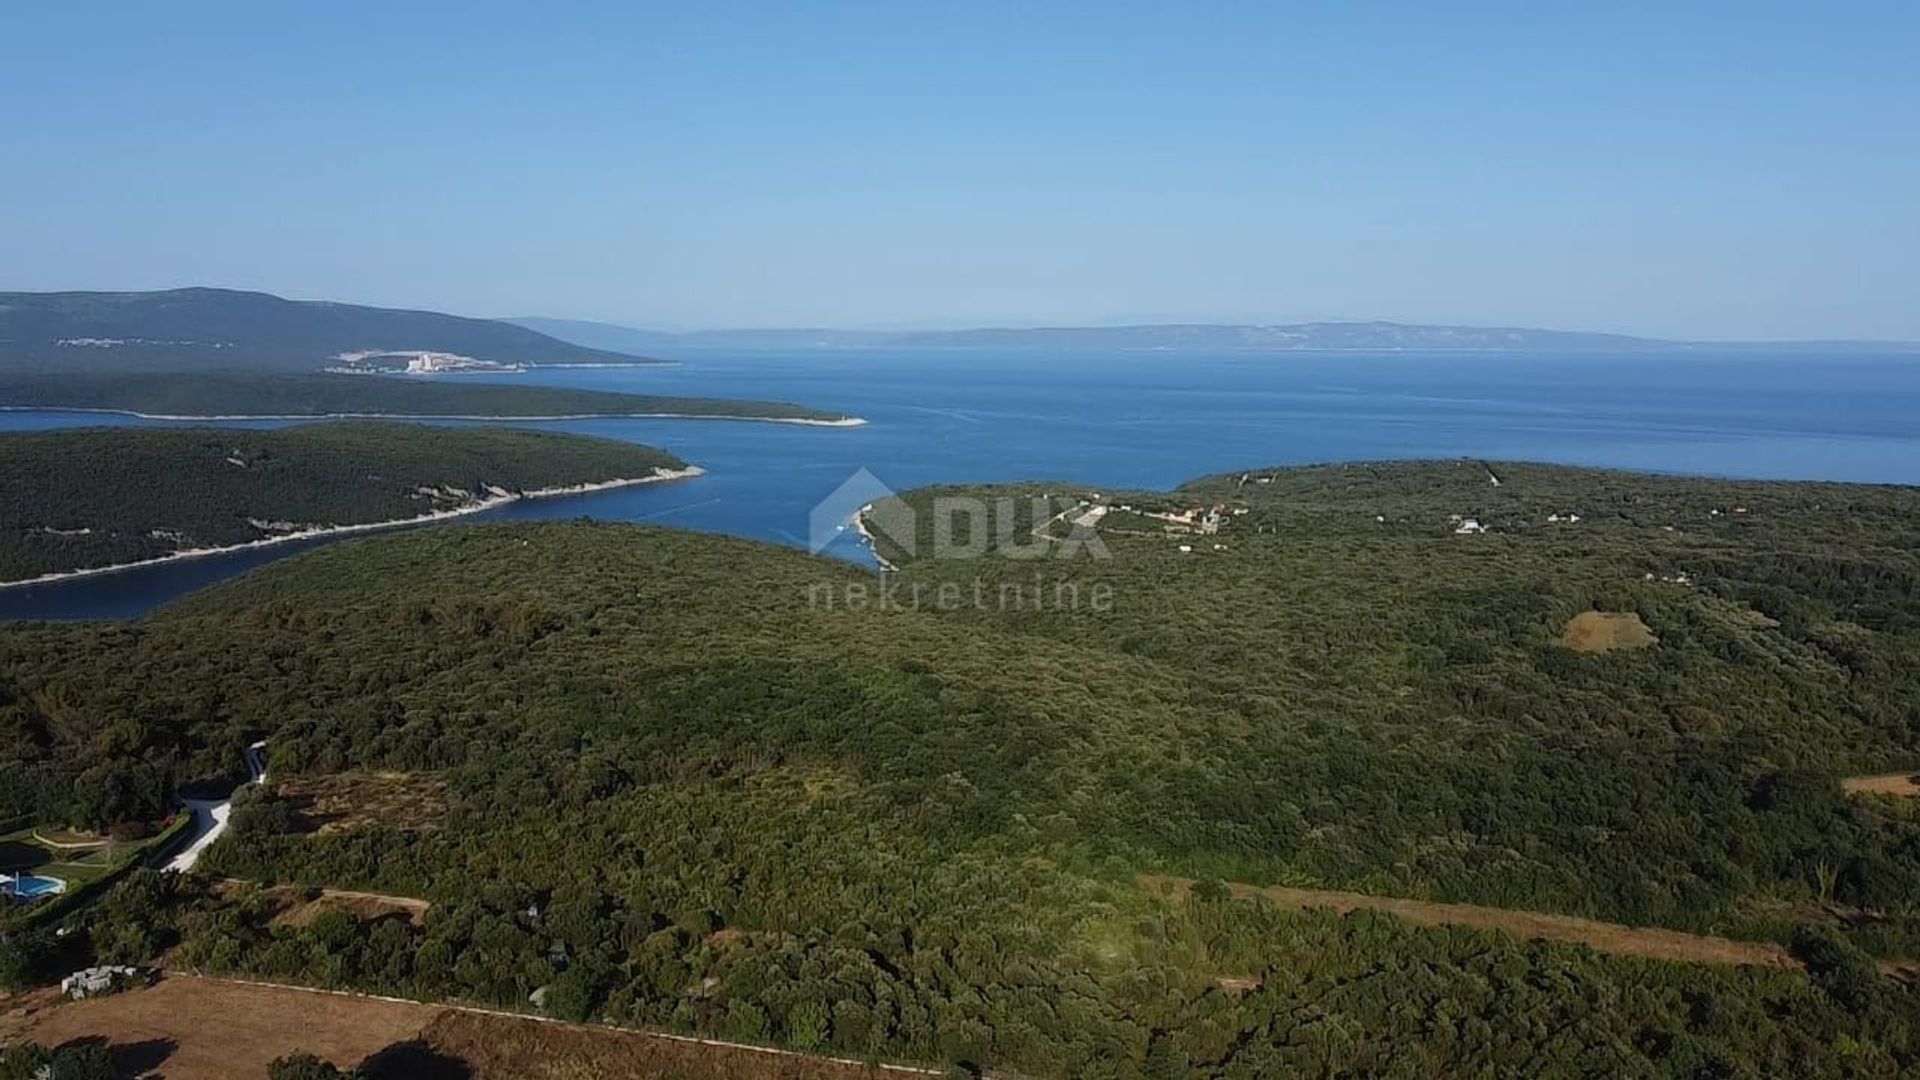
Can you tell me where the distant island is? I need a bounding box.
[516,315,1920,354]
[0,287,668,374]
[0,372,863,425]
[0,423,696,583]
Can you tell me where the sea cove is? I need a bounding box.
[4,347,1920,620]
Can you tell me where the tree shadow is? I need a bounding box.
[358,1039,472,1080]
[51,1035,177,1075]
[0,839,51,872]
[114,1037,179,1074]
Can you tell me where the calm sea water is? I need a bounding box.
[5,348,1920,620]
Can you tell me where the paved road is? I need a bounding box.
[164,741,267,873]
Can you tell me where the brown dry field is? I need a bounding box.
[1559,610,1658,653]
[2,976,429,1078]
[1142,875,1798,970]
[1842,773,1920,797]
[278,770,451,834]
[424,1010,928,1079]
[1,975,929,1080]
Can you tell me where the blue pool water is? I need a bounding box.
[3,347,1919,620]
[3,873,67,899]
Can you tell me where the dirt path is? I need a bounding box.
[1142,875,1799,970]
[29,831,111,851]
[1842,772,1920,797]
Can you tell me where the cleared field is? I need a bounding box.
[1143,875,1798,970]
[1559,610,1658,652]
[2,976,428,1078]
[265,886,433,929]
[423,1010,931,1079]
[277,770,452,834]
[0,975,929,1079]
[1843,773,1920,798]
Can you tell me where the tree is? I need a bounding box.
[230,786,299,838]
[1791,925,1883,1015]
[719,998,768,1042]
[0,1042,53,1080]
[45,1041,116,1080]
[1144,1032,1192,1080]
[0,931,59,992]
[787,999,830,1050]
[68,759,168,830]
[268,1052,350,1080]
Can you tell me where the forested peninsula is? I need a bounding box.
[0,423,692,582]
[0,373,861,424]
[4,461,1920,1075]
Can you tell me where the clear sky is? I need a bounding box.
[3,2,1916,339]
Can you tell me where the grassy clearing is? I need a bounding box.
[1843,773,1920,798]
[277,771,452,835]
[269,888,432,930]
[0,827,134,888]
[1559,609,1658,652]
[1143,874,1798,970]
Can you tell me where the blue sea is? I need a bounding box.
[5,348,1920,620]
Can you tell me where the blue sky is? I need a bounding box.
[3,2,1916,338]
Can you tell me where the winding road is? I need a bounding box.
[164,741,267,874]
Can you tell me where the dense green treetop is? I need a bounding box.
[5,459,1920,1075]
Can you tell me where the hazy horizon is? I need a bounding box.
[5,4,1917,340]
[9,282,1920,343]
[506,311,1920,344]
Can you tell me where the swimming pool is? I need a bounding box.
[1,873,66,900]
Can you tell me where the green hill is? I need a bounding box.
[0,287,662,373]
[0,423,686,581]
[5,460,1920,1074]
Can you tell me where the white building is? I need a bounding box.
[61,966,144,1000]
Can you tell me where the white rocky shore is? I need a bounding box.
[0,465,707,590]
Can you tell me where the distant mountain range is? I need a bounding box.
[0,288,663,373]
[514,316,1920,354]
[5,291,1907,374]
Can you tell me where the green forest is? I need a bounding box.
[0,423,685,581]
[0,372,851,423]
[4,460,1920,1075]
